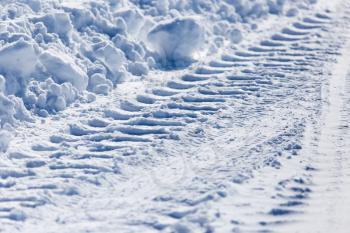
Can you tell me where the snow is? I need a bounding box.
[0,93,15,126]
[2,0,350,232]
[147,17,205,68]
[88,73,113,95]
[0,129,11,152]
[32,12,73,42]
[0,0,317,126]
[0,39,37,79]
[93,43,128,83]
[39,49,88,91]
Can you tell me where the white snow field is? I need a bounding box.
[1,0,350,232]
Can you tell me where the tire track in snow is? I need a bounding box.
[291,12,350,232]
[204,6,350,233]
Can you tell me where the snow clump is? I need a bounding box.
[147,17,205,68]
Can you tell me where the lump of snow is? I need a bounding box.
[25,78,79,112]
[0,94,32,126]
[62,3,94,30]
[88,73,113,95]
[227,29,243,44]
[94,44,127,84]
[46,82,78,112]
[114,9,153,41]
[39,49,88,91]
[147,17,205,68]
[128,62,148,76]
[9,95,33,122]
[0,39,37,78]
[32,13,73,41]
[0,129,11,153]
[0,94,15,126]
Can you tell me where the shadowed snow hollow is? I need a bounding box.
[147,17,205,68]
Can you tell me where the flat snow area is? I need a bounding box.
[0,0,350,232]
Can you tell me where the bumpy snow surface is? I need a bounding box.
[1,0,350,232]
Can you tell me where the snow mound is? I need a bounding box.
[0,0,317,126]
[147,17,205,68]
[0,0,155,125]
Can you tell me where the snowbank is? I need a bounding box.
[138,0,317,68]
[0,0,317,126]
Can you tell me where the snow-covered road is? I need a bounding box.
[1,0,350,232]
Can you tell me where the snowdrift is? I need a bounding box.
[0,0,317,129]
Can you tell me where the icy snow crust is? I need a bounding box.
[0,0,315,127]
